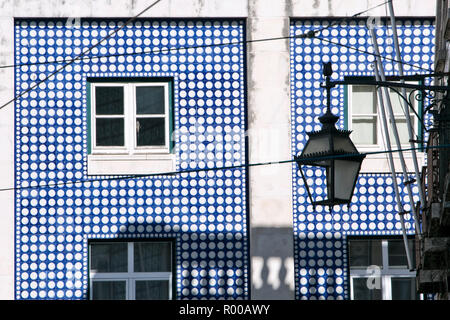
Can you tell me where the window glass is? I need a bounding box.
[96,118,125,146]
[349,238,418,300]
[349,239,382,268]
[352,86,376,114]
[91,82,172,154]
[391,277,418,300]
[136,86,165,115]
[134,242,171,272]
[352,277,382,300]
[95,87,124,115]
[351,86,377,145]
[135,280,169,300]
[136,118,165,146]
[387,118,414,145]
[90,241,173,300]
[388,239,414,267]
[350,83,419,148]
[352,118,377,145]
[92,281,126,300]
[90,243,128,273]
[389,88,414,115]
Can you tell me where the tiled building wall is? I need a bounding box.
[290,18,435,299]
[14,18,249,300]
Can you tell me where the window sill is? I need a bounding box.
[87,153,176,175]
[359,150,425,173]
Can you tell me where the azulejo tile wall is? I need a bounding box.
[14,18,248,300]
[290,18,434,300]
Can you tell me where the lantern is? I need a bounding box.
[295,62,365,211]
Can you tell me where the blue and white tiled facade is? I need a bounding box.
[14,18,249,300]
[290,18,434,299]
[13,15,436,301]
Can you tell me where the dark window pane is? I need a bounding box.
[136,86,165,115]
[392,277,418,300]
[352,277,382,300]
[136,118,165,146]
[92,281,126,300]
[134,242,171,272]
[388,239,415,267]
[90,243,128,273]
[96,118,124,146]
[135,280,169,300]
[95,87,124,115]
[349,239,383,268]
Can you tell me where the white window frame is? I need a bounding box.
[347,82,420,152]
[90,82,171,155]
[87,81,176,175]
[89,241,173,300]
[349,238,418,300]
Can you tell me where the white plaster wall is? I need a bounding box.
[0,0,436,300]
[247,0,295,300]
[290,0,434,17]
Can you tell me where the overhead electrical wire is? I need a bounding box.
[0,0,164,110]
[0,0,392,71]
[0,0,434,78]
[0,0,442,193]
[0,0,438,114]
[4,31,433,74]
[3,143,449,193]
[313,36,434,73]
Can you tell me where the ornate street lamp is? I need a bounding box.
[295,62,365,211]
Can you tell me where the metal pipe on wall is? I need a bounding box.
[388,0,426,210]
[373,61,414,270]
[369,28,422,238]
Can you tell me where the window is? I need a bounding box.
[91,82,171,153]
[89,241,173,300]
[87,79,176,175]
[347,82,419,149]
[346,80,426,173]
[348,238,419,300]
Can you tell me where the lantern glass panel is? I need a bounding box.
[302,135,331,156]
[334,160,360,201]
[326,166,333,201]
[333,135,357,153]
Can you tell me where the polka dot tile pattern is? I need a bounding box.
[290,18,434,300]
[14,19,249,300]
